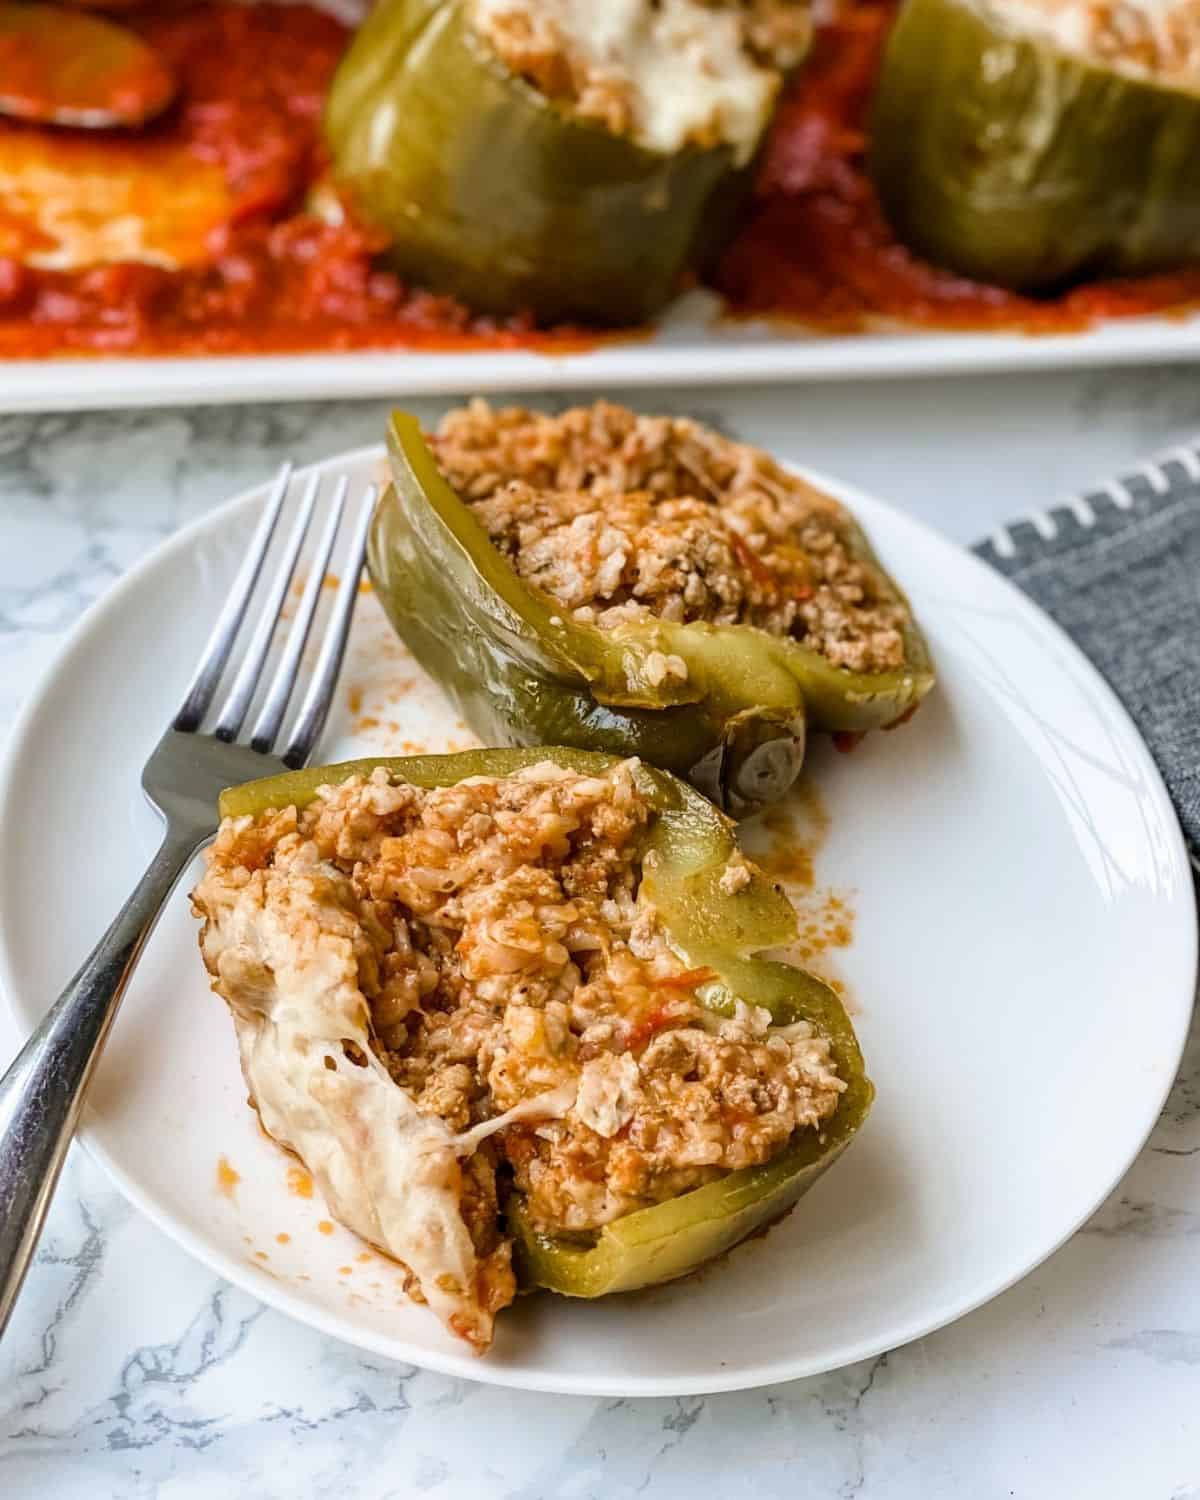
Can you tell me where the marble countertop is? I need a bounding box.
[1,368,1199,1500]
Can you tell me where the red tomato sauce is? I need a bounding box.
[0,3,594,357]
[716,0,1200,332]
[2,0,1199,360]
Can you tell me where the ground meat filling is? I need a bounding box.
[203,761,843,1252]
[430,400,910,676]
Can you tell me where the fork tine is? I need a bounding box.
[212,470,320,742]
[249,475,348,754]
[280,484,377,769]
[173,462,292,732]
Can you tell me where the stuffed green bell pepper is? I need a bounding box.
[870,0,1200,292]
[367,401,933,815]
[323,0,810,323]
[194,748,871,1351]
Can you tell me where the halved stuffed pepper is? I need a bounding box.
[324,0,811,322]
[193,749,871,1353]
[870,0,1200,291]
[368,402,934,814]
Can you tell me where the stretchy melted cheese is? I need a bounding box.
[197,845,507,1345]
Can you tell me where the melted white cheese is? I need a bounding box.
[974,0,1200,88]
[0,137,230,271]
[452,1081,579,1154]
[199,847,499,1348]
[474,0,782,162]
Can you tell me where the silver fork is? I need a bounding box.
[0,463,377,1340]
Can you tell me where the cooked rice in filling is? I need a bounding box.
[429,400,911,677]
[193,760,843,1339]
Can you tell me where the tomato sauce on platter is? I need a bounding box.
[0,3,596,356]
[1,0,1197,360]
[715,1,1200,332]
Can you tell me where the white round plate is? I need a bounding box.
[0,444,1193,1397]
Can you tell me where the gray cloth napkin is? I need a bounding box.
[973,443,1200,855]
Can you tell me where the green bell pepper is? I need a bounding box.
[364,411,933,814]
[870,0,1200,291]
[219,747,872,1300]
[322,0,790,324]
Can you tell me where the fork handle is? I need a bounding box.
[0,827,203,1340]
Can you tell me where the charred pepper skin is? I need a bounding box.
[323,0,780,325]
[870,0,1200,292]
[218,747,872,1300]
[365,411,932,815]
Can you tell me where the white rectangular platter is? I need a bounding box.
[4,292,1199,412]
